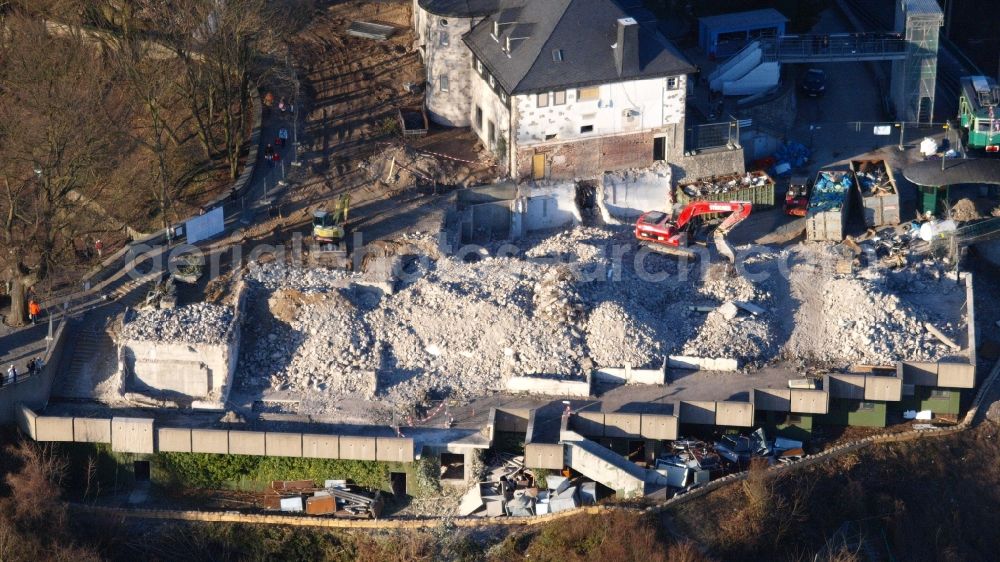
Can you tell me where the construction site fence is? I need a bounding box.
[743,120,957,161]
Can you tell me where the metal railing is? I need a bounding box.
[759,33,908,63]
[687,118,748,152]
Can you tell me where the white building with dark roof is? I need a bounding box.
[416,0,696,180]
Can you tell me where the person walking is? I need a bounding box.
[26,358,35,377]
[28,299,40,324]
[95,238,104,258]
[7,365,16,386]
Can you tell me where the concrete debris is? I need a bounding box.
[229,223,962,415]
[924,322,961,350]
[120,303,234,344]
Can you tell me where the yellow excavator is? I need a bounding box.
[313,194,351,248]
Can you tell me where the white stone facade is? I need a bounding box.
[414,2,479,127]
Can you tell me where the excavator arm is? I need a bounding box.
[710,201,752,263]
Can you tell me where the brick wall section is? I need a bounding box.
[515,131,654,181]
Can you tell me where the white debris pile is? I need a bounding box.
[787,273,956,365]
[682,308,779,363]
[120,303,234,344]
[247,290,378,396]
[245,260,352,291]
[585,301,662,368]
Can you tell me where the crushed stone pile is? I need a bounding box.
[120,303,234,344]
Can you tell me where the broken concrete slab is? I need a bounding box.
[718,302,739,321]
[734,301,766,316]
[925,323,960,350]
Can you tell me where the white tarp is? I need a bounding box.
[185,206,225,244]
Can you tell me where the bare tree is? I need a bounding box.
[0,16,125,325]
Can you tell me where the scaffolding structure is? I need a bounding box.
[891,0,944,124]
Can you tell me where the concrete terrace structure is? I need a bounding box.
[415,0,697,180]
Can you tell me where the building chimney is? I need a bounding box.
[614,17,639,77]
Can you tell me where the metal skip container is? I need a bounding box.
[850,159,900,227]
[675,170,776,208]
[805,169,856,241]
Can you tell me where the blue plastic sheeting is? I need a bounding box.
[809,172,853,212]
[770,141,811,176]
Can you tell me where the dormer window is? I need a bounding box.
[552,49,563,62]
[492,20,499,40]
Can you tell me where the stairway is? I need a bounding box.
[562,436,664,498]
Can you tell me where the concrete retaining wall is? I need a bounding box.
[524,443,564,470]
[112,417,154,454]
[0,319,69,424]
[506,376,590,397]
[668,355,739,371]
[899,360,976,389]
[522,183,580,232]
[600,168,672,220]
[594,364,666,385]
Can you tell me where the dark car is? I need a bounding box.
[801,69,826,97]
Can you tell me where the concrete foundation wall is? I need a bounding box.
[0,320,69,425]
[302,434,339,459]
[865,375,903,401]
[111,417,154,454]
[669,356,740,371]
[73,418,112,443]
[16,404,37,439]
[36,416,74,441]
[752,388,791,411]
[229,431,266,456]
[493,408,530,433]
[680,401,717,425]
[599,168,672,220]
[340,436,377,461]
[640,414,678,440]
[572,412,605,437]
[265,432,302,457]
[789,389,829,414]
[376,437,415,463]
[716,401,754,427]
[525,443,564,470]
[594,364,666,385]
[522,183,580,232]
[122,338,234,400]
[506,375,590,397]
[191,429,230,454]
[937,362,975,389]
[158,427,192,452]
[829,374,867,400]
[603,413,642,438]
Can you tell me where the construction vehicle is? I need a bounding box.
[635,200,752,262]
[957,76,1000,152]
[784,176,811,216]
[312,193,351,247]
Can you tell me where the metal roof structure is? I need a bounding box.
[697,8,788,32]
[463,0,695,95]
[903,158,1000,187]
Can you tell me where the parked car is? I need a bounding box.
[800,68,826,97]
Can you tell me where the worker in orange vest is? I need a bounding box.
[28,299,40,324]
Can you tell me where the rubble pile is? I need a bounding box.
[248,290,378,396]
[533,266,585,326]
[797,275,955,365]
[120,303,234,344]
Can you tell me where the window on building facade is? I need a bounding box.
[545,133,558,140]
[930,389,952,399]
[488,73,495,88]
[553,90,566,105]
[577,86,599,101]
[537,93,549,107]
[787,414,802,424]
[667,76,679,90]
[440,32,449,46]
[858,402,876,411]
[580,125,593,133]
[475,106,483,130]
[476,59,483,74]
[499,92,507,103]
[488,120,496,146]
[439,75,449,92]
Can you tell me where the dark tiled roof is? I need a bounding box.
[418,0,499,17]
[463,0,695,95]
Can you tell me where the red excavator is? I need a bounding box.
[634,200,752,262]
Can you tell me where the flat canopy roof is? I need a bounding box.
[699,8,788,31]
[903,158,1000,187]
